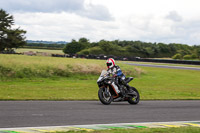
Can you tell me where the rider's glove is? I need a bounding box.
[113,74,117,77]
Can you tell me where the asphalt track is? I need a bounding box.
[0,100,200,128]
[125,63,200,70]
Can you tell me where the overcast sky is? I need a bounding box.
[1,0,200,45]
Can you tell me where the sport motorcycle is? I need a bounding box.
[97,70,140,105]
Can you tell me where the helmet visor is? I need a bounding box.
[107,62,112,67]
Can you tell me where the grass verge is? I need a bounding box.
[57,127,200,133]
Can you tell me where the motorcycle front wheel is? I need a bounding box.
[98,88,113,105]
[127,87,140,104]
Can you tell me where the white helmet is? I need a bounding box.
[106,58,115,69]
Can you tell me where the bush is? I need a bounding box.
[172,53,182,59]
[78,47,104,55]
[183,55,192,60]
[77,49,90,55]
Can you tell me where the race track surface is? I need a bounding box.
[0,100,200,128]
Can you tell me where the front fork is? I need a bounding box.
[105,86,111,97]
[101,86,111,97]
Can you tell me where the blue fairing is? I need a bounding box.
[117,70,123,76]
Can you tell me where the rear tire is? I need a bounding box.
[127,87,140,104]
[98,88,113,105]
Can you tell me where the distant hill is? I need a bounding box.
[26,40,68,44]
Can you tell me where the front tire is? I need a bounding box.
[98,88,113,105]
[127,87,140,104]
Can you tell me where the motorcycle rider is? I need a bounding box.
[106,58,126,97]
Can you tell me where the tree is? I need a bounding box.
[78,37,90,49]
[63,38,91,54]
[0,9,26,52]
[191,54,198,59]
[63,39,80,54]
[78,37,89,43]
[194,48,200,59]
[99,40,115,54]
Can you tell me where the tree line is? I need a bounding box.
[25,43,65,50]
[63,38,200,59]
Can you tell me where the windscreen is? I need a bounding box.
[100,70,107,77]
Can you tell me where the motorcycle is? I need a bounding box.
[97,70,140,105]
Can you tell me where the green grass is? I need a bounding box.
[57,127,200,133]
[133,66,200,100]
[0,54,200,100]
[0,78,98,100]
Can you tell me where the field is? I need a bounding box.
[15,48,64,54]
[0,54,200,100]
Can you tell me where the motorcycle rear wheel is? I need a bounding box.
[98,88,113,105]
[127,87,140,104]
